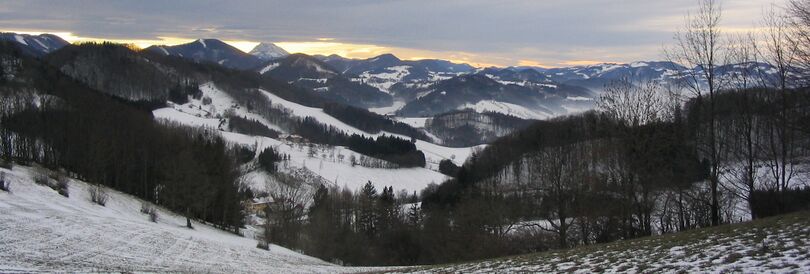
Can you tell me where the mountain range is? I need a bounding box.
[1,32,781,123]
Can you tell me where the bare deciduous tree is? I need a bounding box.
[665,0,727,226]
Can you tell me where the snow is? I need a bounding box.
[566,96,593,101]
[151,83,464,193]
[198,38,207,48]
[159,46,170,55]
[460,100,552,120]
[153,107,221,129]
[260,62,281,74]
[259,89,479,167]
[369,100,406,115]
[249,42,290,60]
[32,37,48,49]
[356,65,412,93]
[0,165,387,273]
[220,132,448,193]
[402,213,810,273]
[13,35,27,46]
[631,61,650,68]
[396,117,429,128]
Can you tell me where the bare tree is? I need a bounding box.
[598,78,677,127]
[758,4,805,197]
[665,0,728,226]
[789,0,810,80]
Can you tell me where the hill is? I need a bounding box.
[0,165,386,273]
[395,211,810,273]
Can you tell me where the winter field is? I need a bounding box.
[0,165,389,273]
[392,211,810,273]
[152,82,480,194]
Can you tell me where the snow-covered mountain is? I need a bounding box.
[391,67,595,119]
[318,53,475,94]
[145,38,263,70]
[395,73,593,119]
[258,54,394,108]
[249,42,289,60]
[0,32,69,57]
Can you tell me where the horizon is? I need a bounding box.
[0,30,701,70]
[0,0,784,67]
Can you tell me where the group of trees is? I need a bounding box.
[425,109,534,147]
[262,182,427,265]
[221,85,427,168]
[347,134,426,168]
[0,42,246,231]
[322,102,429,140]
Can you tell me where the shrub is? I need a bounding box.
[0,171,9,192]
[256,241,269,250]
[89,184,109,206]
[33,173,50,186]
[439,159,460,177]
[751,187,810,218]
[55,175,69,197]
[141,203,158,222]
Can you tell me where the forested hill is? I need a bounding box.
[415,85,810,262]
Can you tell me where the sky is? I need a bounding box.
[0,0,787,67]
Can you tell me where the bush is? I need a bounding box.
[439,159,460,177]
[256,241,269,250]
[0,171,9,192]
[33,172,69,197]
[140,203,159,222]
[55,175,69,197]
[89,184,109,206]
[751,187,810,218]
[33,173,49,186]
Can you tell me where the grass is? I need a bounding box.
[388,211,810,273]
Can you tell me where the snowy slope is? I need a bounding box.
[249,42,290,60]
[152,82,466,193]
[0,165,385,273]
[395,211,810,273]
[460,100,553,120]
[258,89,482,167]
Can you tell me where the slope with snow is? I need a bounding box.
[258,89,481,167]
[249,42,290,60]
[152,83,469,193]
[0,165,385,273]
[460,100,553,120]
[395,211,810,273]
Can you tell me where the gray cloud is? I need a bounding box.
[0,0,783,65]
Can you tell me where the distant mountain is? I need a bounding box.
[396,73,593,119]
[0,32,69,57]
[258,54,393,108]
[249,42,289,60]
[145,39,262,70]
[522,61,780,91]
[318,53,475,93]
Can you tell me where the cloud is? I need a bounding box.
[0,0,783,67]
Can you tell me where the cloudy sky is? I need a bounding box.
[0,0,786,67]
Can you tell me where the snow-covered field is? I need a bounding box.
[460,100,553,120]
[0,165,387,273]
[152,83,476,193]
[393,211,810,273]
